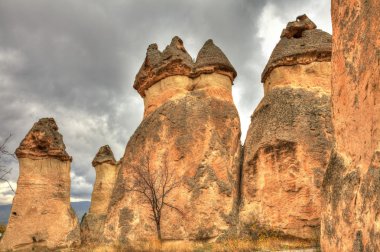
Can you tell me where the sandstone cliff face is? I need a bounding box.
[0,118,80,251]
[103,37,241,244]
[81,145,118,244]
[321,0,380,251]
[240,16,333,242]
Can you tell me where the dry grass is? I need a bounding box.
[75,236,316,252]
[212,236,315,251]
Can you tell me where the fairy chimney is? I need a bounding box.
[321,0,380,251]
[240,15,333,244]
[102,36,241,244]
[0,118,80,251]
[81,145,118,244]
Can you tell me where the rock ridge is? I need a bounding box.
[134,36,237,96]
[15,118,72,161]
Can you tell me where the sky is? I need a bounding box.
[0,0,331,204]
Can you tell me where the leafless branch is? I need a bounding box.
[0,134,15,193]
[126,154,182,240]
[0,134,15,158]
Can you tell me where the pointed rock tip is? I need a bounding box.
[170,36,183,46]
[167,36,189,54]
[204,39,214,45]
[15,117,71,161]
[92,145,116,167]
[195,39,237,79]
[147,43,158,51]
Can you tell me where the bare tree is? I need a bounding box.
[127,155,183,240]
[0,134,15,193]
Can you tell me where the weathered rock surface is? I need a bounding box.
[135,36,237,117]
[240,16,333,243]
[321,0,380,251]
[0,118,80,251]
[103,37,241,244]
[81,145,118,244]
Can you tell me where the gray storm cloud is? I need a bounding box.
[0,0,331,204]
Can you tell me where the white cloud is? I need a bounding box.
[257,3,284,60]
[0,181,17,205]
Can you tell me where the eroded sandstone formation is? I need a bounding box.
[81,145,118,244]
[136,37,237,117]
[0,118,80,251]
[240,16,333,243]
[103,37,241,244]
[321,0,380,251]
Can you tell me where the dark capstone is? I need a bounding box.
[92,145,116,167]
[262,28,332,82]
[134,36,236,96]
[280,14,317,39]
[15,117,72,161]
[195,39,237,78]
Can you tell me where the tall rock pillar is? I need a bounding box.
[81,145,118,244]
[240,15,333,244]
[321,0,380,251]
[0,118,80,251]
[103,37,241,244]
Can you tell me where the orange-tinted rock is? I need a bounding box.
[0,118,80,251]
[280,14,316,39]
[81,145,118,244]
[240,16,333,243]
[321,0,380,251]
[14,117,71,161]
[103,37,241,244]
[133,36,194,97]
[135,37,237,117]
[262,15,331,85]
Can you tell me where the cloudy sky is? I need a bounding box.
[0,0,331,204]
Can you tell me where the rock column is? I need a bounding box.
[103,37,241,244]
[0,118,80,251]
[240,15,333,244]
[321,0,380,251]
[81,145,118,244]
